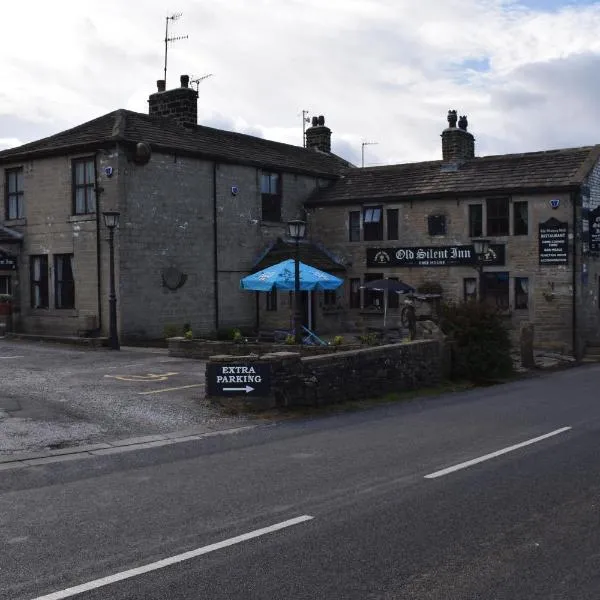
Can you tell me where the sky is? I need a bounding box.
[2,0,600,167]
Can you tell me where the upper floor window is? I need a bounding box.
[513,201,528,236]
[387,209,399,240]
[349,278,361,309]
[486,197,509,236]
[261,171,281,222]
[428,214,446,236]
[55,254,75,309]
[363,206,383,241]
[469,204,483,237]
[72,158,96,215]
[349,211,361,242]
[30,255,49,309]
[5,167,24,220]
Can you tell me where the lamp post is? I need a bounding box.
[473,239,490,303]
[103,211,120,350]
[287,219,306,344]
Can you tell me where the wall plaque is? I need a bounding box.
[539,218,568,265]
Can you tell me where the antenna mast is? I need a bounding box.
[302,110,310,147]
[361,141,379,168]
[164,12,188,87]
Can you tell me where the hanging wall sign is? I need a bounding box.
[589,207,600,253]
[366,244,505,268]
[0,251,16,271]
[539,218,569,265]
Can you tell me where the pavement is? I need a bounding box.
[0,338,253,456]
[2,362,600,599]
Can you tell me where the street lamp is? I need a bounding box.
[473,239,490,303]
[287,219,306,344]
[103,211,120,350]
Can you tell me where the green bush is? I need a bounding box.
[285,334,296,345]
[439,300,513,383]
[184,330,193,340]
[359,332,379,346]
[332,335,344,346]
[163,323,181,339]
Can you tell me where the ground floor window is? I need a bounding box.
[266,289,277,311]
[0,275,11,295]
[364,273,383,308]
[349,278,361,309]
[463,277,477,302]
[514,277,529,310]
[55,254,75,309]
[323,290,337,306]
[30,255,49,308]
[482,271,509,310]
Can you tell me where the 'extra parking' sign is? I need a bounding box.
[206,363,271,396]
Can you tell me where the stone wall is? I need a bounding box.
[205,339,443,410]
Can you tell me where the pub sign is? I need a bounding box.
[539,218,568,265]
[0,251,16,271]
[589,207,600,253]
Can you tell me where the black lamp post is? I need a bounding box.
[287,219,306,344]
[103,211,120,350]
[473,239,490,303]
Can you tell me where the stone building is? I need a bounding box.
[305,111,600,356]
[0,75,351,341]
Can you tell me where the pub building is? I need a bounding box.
[305,111,600,357]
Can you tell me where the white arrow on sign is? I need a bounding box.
[223,386,255,393]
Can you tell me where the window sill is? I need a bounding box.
[28,308,78,317]
[68,214,96,223]
[4,218,26,226]
[260,220,284,227]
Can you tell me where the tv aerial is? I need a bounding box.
[163,12,188,87]
[190,74,214,93]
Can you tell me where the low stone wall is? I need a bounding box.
[168,337,361,360]
[206,339,444,410]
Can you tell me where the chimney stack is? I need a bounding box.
[305,115,332,153]
[441,109,475,162]
[148,74,198,126]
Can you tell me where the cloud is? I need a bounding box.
[2,0,600,165]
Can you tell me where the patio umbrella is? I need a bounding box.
[362,278,415,327]
[240,259,343,292]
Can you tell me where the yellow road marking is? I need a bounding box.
[138,384,205,395]
[104,372,179,382]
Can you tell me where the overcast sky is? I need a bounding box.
[2,0,600,166]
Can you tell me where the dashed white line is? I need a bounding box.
[424,426,572,479]
[0,355,24,359]
[138,383,205,395]
[29,515,314,600]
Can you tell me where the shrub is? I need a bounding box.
[163,323,181,339]
[439,300,513,383]
[231,328,244,343]
[285,334,296,345]
[184,330,193,340]
[332,335,344,346]
[359,332,379,346]
[183,322,192,334]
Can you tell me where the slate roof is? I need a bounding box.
[305,146,600,205]
[0,110,352,177]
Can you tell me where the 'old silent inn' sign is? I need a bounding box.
[367,244,505,268]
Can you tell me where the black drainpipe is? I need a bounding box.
[213,162,220,334]
[94,153,103,332]
[572,189,578,360]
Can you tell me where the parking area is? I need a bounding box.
[0,339,251,455]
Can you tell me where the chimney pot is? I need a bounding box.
[157,79,166,92]
[317,115,325,126]
[180,74,190,88]
[441,110,474,162]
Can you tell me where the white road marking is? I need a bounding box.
[0,355,24,359]
[138,383,205,395]
[424,426,572,479]
[30,515,314,600]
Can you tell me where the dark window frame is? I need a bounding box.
[486,197,510,236]
[363,206,383,241]
[323,290,337,306]
[30,255,49,309]
[427,214,446,236]
[72,157,96,215]
[482,271,510,311]
[513,201,529,236]
[54,254,75,309]
[514,277,529,310]
[260,171,282,222]
[387,208,399,241]
[349,211,361,242]
[463,277,477,302]
[5,167,24,220]
[0,275,11,295]
[266,289,277,311]
[387,276,400,309]
[364,272,383,308]
[469,204,483,237]
[349,278,361,309]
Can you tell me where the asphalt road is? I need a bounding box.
[2,363,600,599]
[0,339,249,454]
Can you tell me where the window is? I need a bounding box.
[513,201,528,236]
[72,158,96,215]
[266,289,277,311]
[463,277,477,302]
[486,197,509,236]
[349,211,361,242]
[349,278,361,309]
[5,168,24,220]
[324,290,337,306]
[515,277,529,310]
[260,171,281,222]
[364,272,383,307]
[54,254,75,309]
[387,277,400,309]
[428,215,446,236]
[0,275,11,295]
[482,271,509,310]
[30,255,49,309]
[387,209,399,241]
[469,204,483,237]
[363,206,383,241]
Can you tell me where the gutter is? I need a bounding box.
[213,162,219,334]
[572,189,578,360]
[93,153,103,332]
